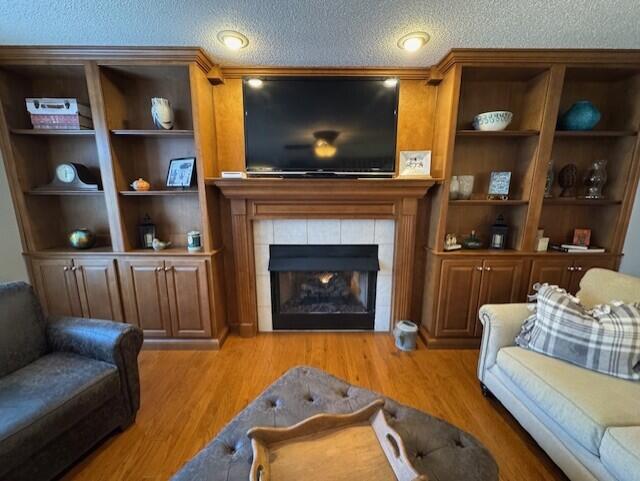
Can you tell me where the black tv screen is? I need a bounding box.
[243,77,398,175]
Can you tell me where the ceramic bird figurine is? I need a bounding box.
[152,238,172,251]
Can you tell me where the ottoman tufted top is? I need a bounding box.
[171,366,498,481]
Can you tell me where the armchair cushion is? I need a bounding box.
[0,352,119,475]
[477,303,531,381]
[0,282,47,377]
[47,317,144,415]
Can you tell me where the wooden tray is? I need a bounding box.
[248,399,428,481]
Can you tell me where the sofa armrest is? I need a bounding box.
[47,317,144,418]
[477,304,530,382]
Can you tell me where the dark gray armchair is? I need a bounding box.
[0,281,143,481]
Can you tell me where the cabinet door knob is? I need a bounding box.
[164,266,171,272]
[156,267,162,272]
[576,266,583,271]
[485,266,492,271]
[63,266,69,271]
[476,266,483,271]
[568,266,575,271]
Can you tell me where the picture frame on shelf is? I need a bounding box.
[572,228,591,247]
[166,157,196,188]
[398,150,431,177]
[487,171,511,200]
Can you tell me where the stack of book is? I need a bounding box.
[550,243,606,253]
[26,98,93,129]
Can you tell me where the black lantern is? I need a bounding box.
[138,214,156,249]
[490,215,509,249]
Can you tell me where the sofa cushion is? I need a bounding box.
[495,346,640,456]
[600,427,640,481]
[0,352,119,474]
[0,282,47,377]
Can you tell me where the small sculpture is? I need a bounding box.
[449,176,460,200]
[130,178,151,191]
[152,238,172,251]
[583,159,608,199]
[458,175,474,200]
[444,233,461,251]
[558,164,578,197]
[151,97,174,130]
[462,230,483,249]
[69,228,96,249]
[559,101,601,131]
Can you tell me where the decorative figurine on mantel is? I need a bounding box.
[444,233,462,251]
[151,97,174,130]
[489,215,509,249]
[462,230,483,249]
[152,238,172,251]
[558,163,578,197]
[583,159,608,199]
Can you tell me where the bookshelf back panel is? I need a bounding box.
[100,65,193,130]
[25,195,112,250]
[121,195,202,249]
[0,65,90,130]
[446,204,527,250]
[538,204,619,251]
[559,69,640,132]
[112,136,196,191]
[549,136,636,201]
[457,67,550,131]
[11,135,100,191]
[452,136,538,200]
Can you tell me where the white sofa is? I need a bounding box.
[478,268,640,481]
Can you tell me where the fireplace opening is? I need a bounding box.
[269,245,379,330]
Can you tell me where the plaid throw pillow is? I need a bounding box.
[516,284,640,381]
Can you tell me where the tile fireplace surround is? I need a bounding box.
[254,219,395,331]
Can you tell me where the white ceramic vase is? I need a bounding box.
[458,175,475,200]
[449,176,460,200]
[151,97,174,130]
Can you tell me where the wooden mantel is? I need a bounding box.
[209,177,439,337]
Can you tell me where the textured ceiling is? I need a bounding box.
[2,0,639,67]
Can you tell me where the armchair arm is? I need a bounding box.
[477,304,530,382]
[47,317,144,418]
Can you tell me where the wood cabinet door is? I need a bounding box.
[118,258,172,338]
[73,258,123,322]
[165,259,212,338]
[476,259,525,336]
[569,257,618,294]
[435,259,483,338]
[30,257,81,317]
[527,258,573,295]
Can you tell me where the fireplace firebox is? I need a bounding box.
[269,245,379,330]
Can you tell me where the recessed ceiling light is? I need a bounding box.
[247,78,263,88]
[383,78,398,88]
[397,32,430,52]
[217,30,249,50]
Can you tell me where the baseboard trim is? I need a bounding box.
[419,326,481,349]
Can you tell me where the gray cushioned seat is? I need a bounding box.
[0,352,119,472]
[172,366,498,481]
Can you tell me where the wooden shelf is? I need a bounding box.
[11,128,95,136]
[543,198,622,205]
[26,189,104,196]
[449,199,528,206]
[125,247,207,256]
[438,248,522,256]
[110,129,194,137]
[554,130,637,138]
[456,130,539,137]
[119,189,198,196]
[34,246,114,255]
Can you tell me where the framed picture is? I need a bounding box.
[399,151,431,177]
[166,157,196,188]
[488,171,511,200]
[573,228,591,247]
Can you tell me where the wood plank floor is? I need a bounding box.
[61,333,568,481]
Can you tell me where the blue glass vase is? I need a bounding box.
[559,101,601,131]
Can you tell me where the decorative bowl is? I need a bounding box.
[472,111,513,131]
[559,100,601,131]
[69,228,96,249]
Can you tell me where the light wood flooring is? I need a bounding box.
[61,333,568,481]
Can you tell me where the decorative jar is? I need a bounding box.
[559,101,601,131]
[69,228,96,249]
[583,159,608,199]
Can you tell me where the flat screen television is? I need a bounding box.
[243,77,398,177]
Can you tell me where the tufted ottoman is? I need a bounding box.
[171,366,498,481]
